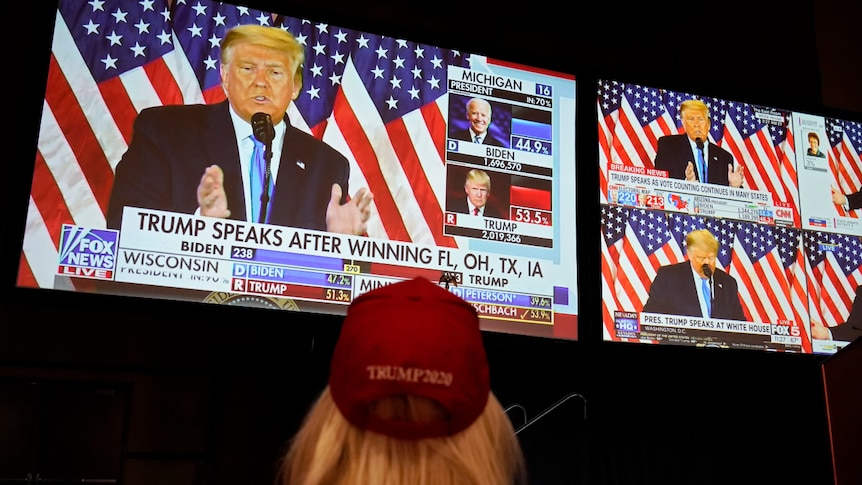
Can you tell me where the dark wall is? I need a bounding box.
[4,0,860,484]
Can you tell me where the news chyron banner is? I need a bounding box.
[598,79,862,354]
[598,79,809,353]
[600,85,797,228]
[52,62,577,340]
[26,1,578,340]
[601,207,808,353]
[58,203,571,338]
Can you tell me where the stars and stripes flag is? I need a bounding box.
[596,80,799,225]
[19,0,473,289]
[276,14,470,246]
[601,206,808,350]
[826,117,862,218]
[728,222,808,351]
[601,206,685,342]
[803,230,862,332]
[666,214,808,350]
[718,102,799,226]
[597,80,715,202]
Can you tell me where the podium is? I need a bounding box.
[821,336,862,485]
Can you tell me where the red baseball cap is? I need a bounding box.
[329,277,490,440]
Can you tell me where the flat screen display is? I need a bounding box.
[17,0,578,339]
[599,79,862,354]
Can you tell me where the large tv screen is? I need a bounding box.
[17,0,578,339]
[598,79,862,354]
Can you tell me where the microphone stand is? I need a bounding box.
[259,142,273,224]
[251,111,276,225]
[709,276,714,318]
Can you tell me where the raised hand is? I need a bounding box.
[197,164,231,218]
[326,183,374,235]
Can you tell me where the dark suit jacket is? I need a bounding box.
[642,262,746,320]
[450,128,505,147]
[829,286,862,342]
[807,148,825,157]
[446,196,504,219]
[106,101,349,231]
[654,134,735,186]
[844,190,862,211]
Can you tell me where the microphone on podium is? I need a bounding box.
[252,112,275,145]
[251,112,275,224]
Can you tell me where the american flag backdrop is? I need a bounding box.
[601,205,809,350]
[596,80,799,225]
[803,230,862,332]
[719,102,799,226]
[601,206,685,342]
[826,117,862,219]
[20,0,475,289]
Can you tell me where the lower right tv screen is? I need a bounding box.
[597,78,862,354]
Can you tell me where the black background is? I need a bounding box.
[3,0,861,484]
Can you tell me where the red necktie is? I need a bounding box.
[473,208,479,215]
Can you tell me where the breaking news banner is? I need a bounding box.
[605,163,790,226]
[444,64,560,249]
[598,80,802,229]
[56,208,565,332]
[613,311,803,351]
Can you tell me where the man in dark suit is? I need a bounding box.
[446,169,504,218]
[831,187,862,211]
[450,97,505,147]
[811,286,862,342]
[106,25,373,234]
[642,229,746,320]
[653,99,744,187]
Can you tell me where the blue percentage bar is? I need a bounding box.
[233,264,351,288]
[248,248,344,271]
[511,135,552,156]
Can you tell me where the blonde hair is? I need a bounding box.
[279,387,526,485]
[221,24,305,87]
[465,169,492,191]
[686,229,719,254]
[679,98,709,117]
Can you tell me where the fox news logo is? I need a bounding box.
[57,225,118,280]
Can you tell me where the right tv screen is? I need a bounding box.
[598,79,862,354]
